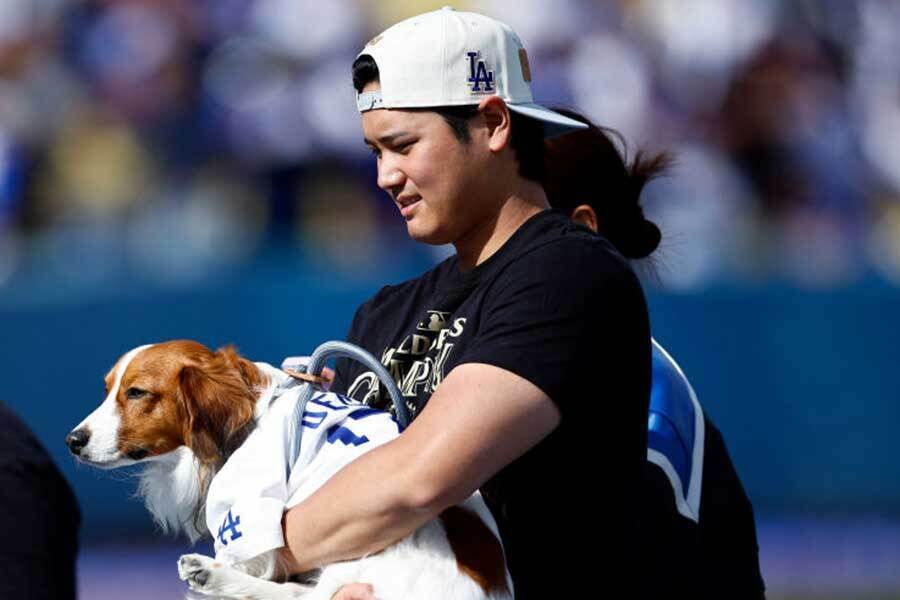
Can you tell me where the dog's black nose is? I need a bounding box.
[66,429,89,455]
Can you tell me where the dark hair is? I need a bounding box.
[352,54,544,182]
[542,108,670,259]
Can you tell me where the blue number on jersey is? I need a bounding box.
[302,394,353,429]
[300,410,327,429]
[326,425,369,447]
[309,393,351,411]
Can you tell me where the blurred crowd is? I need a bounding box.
[1,0,899,293]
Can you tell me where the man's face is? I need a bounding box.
[361,84,491,245]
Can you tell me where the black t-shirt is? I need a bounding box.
[331,209,651,597]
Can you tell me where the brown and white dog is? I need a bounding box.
[66,341,512,600]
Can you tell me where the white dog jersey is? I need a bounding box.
[205,365,403,565]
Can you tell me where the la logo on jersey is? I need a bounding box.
[466,51,494,93]
[218,509,243,546]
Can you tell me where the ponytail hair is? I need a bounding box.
[543,108,671,260]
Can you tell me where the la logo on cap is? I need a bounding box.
[466,51,494,93]
[355,8,589,137]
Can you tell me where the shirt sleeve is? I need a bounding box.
[454,238,651,414]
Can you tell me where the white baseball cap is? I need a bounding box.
[355,6,588,138]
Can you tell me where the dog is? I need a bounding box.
[67,340,513,600]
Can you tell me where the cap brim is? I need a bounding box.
[506,103,589,138]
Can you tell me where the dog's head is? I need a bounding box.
[66,341,264,468]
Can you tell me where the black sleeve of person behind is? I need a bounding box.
[641,459,702,597]
[0,401,80,599]
[698,415,766,599]
[642,414,766,599]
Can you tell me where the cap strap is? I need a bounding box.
[356,90,384,112]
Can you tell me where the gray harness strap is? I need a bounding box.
[288,341,410,469]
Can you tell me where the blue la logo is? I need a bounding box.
[466,52,494,93]
[217,509,243,546]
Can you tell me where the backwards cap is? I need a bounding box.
[356,6,588,138]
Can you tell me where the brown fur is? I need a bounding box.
[111,341,264,465]
[439,506,510,595]
[178,347,258,464]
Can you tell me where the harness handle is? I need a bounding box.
[288,341,410,468]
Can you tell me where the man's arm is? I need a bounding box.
[279,361,561,573]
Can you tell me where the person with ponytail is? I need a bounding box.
[544,109,766,599]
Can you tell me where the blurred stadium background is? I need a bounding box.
[1,0,899,598]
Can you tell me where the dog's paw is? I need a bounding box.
[178,553,224,593]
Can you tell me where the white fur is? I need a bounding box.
[75,344,152,466]
[139,447,207,543]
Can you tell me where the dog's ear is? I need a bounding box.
[178,353,255,463]
[216,345,266,391]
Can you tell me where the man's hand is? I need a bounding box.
[331,583,378,600]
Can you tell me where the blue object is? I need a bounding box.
[648,340,705,522]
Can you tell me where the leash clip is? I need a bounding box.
[284,367,332,388]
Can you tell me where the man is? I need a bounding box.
[278,9,652,598]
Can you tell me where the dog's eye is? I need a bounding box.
[126,387,147,400]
